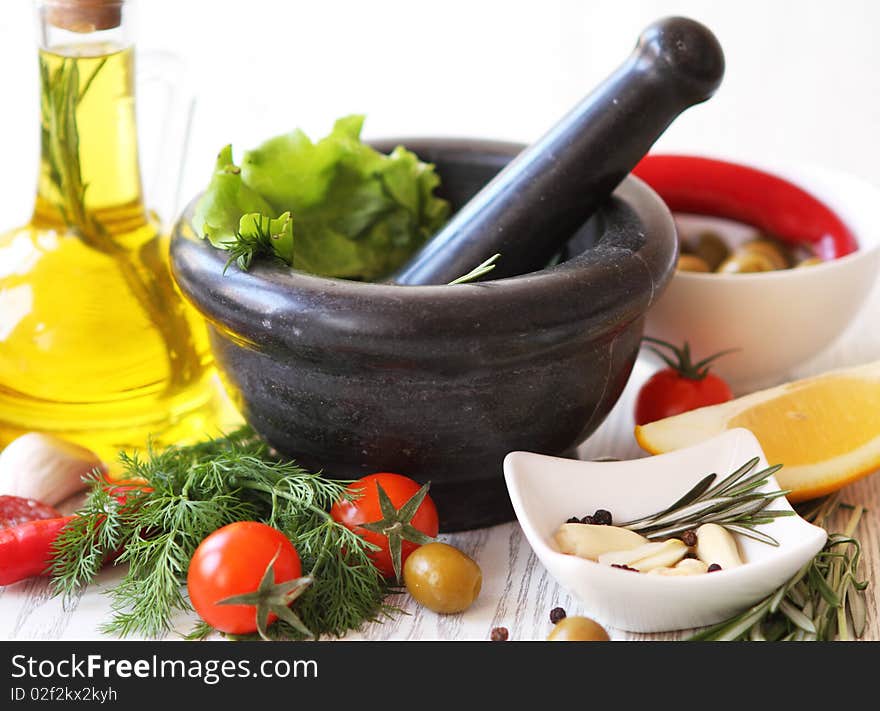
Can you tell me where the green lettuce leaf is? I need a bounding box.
[191,145,275,248]
[192,115,450,280]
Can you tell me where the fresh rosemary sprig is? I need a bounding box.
[50,427,390,639]
[39,54,108,239]
[619,457,794,544]
[688,496,869,641]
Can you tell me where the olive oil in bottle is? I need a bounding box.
[0,1,237,463]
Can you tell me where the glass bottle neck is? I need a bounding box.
[32,1,149,239]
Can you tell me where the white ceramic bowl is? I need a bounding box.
[503,428,826,633]
[644,159,880,393]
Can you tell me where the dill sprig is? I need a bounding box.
[223,220,287,273]
[689,496,869,641]
[619,457,794,545]
[50,427,389,639]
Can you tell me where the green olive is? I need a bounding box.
[741,238,790,270]
[797,256,823,268]
[694,231,730,271]
[547,616,610,641]
[404,542,482,614]
[716,250,777,274]
[677,254,711,273]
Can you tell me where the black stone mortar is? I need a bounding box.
[170,139,678,531]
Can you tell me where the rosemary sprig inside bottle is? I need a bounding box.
[688,496,869,641]
[619,457,794,545]
[39,54,108,239]
[37,50,204,390]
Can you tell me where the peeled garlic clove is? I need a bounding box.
[599,539,688,571]
[695,523,743,570]
[675,558,709,574]
[598,541,666,567]
[648,558,709,576]
[648,566,690,576]
[0,433,104,506]
[628,539,688,571]
[554,524,649,561]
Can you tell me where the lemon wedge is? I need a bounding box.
[635,360,880,501]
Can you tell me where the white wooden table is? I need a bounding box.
[2,287,879,642]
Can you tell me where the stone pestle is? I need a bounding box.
[390,16,725,286]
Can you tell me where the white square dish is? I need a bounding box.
[503,428,828,633]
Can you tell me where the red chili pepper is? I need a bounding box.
[633,154,858,260]
[0,482,150,586]
[0,516,73,586]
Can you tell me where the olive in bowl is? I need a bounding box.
[678,233,812,275]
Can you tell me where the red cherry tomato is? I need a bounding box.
[634,339,733,425]
[330,473,439,579]
[635,369,732,425]
[187,521,302,635]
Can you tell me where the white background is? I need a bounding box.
[2,1,880,642]
[0,0,878,226]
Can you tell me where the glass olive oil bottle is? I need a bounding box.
[0,1,236,463]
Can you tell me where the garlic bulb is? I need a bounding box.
[0,433,104,506]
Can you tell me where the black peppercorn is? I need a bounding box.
[490,626,509,642]
[681,529,697,547]
[565,516,581,524]
[549,607,567,624]
[580,515,595,525]
[592,509,612,526]
[707,563,722,573]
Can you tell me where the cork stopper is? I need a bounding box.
[45,1,123,33]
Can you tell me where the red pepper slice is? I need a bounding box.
[633,154,858,260]
[0,516,73,586]
[0,495,61,529]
